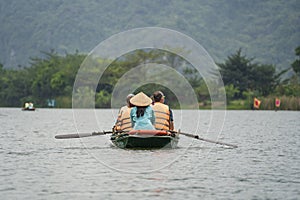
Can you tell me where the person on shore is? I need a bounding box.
[130,92,155,130]
[151,91,174,131]
[114,94,134,132]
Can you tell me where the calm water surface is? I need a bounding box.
[0,108,299,199]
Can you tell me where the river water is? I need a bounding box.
[0,108,299,199]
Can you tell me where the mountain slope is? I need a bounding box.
[0,0,299,70]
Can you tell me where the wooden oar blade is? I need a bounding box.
[177,131,238,148]
[198,137,238,148]
[55,133,92,139]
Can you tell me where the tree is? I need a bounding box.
[292,46,300,77]
[217,48,285,98]
[225,84,239,101]
[217,49,256,98]
[27,51,84,106]
[252,64,278,96]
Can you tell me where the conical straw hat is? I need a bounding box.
[130,92,152,106]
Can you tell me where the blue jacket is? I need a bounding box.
[130,106,155,130]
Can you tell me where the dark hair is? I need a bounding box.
[153,91,164,102]
[136,106,147,117]
[126,94,134,107]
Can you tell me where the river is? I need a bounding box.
[0,108,299,199]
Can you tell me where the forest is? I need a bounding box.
[1,1,299,110]
[0,46,299,110]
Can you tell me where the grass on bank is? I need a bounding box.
[224,96,300,110]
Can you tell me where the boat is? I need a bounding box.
[110,129,179,149]
[22,102,35,111]
[22,107,36,111]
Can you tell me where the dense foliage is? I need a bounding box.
[217,49,287,98]
[0,46,299,110]
[0,51,85,107]
[217,47,300,109]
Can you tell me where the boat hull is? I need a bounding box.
[22,108,35,111]
[111,130,179,149]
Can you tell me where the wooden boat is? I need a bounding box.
[22,107,36,111]
[110,129,179,149]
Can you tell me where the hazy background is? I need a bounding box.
[1,0,299,71]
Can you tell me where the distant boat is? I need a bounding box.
[22,102,35,111]
[22,107,35,111]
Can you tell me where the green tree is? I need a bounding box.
[28,51,84,106]
[291,46,300,77]
[225,84,239,102]
[252,64,278,96]
[217,49,286,98]
[274,46,300,97]
[217,49,255,98]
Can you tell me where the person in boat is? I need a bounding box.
[114,94,134,132]
[151,91,174,131]
[24,102,29,109]
[28,102,34,109]
[130,92,156,130]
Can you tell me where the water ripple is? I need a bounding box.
[0,109,299,200]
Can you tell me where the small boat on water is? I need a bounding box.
[110,129,179,149]
[22,102,35,111]
[55,129,238,148]
[22,107,36,111]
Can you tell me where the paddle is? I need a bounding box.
[55,131,113,139]
[173,131,238,148]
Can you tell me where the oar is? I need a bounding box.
[55,131,113,139]
[173,131,238,148]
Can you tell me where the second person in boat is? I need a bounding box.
[130,92,156,130]
[113,93,135,132]
[151,91,174,131]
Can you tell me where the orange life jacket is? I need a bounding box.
[152,102,170,130]
[115,106,132,131]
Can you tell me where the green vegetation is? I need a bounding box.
[1,1,299,110]
[217,47,300,110]
[0,51,85,107]
[0,46,299,110]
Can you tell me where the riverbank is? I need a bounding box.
[3,96,300,111]
[224,96,300,110]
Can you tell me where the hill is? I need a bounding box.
[0,0,299,70]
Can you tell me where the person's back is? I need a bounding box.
[130,106,155,130]
[114,94,134,132]
[129,92,155,130]
[152,91,174,130]
[115,105,133,131]
[152,101,171,130]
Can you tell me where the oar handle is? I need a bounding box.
[55,131,113,139]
